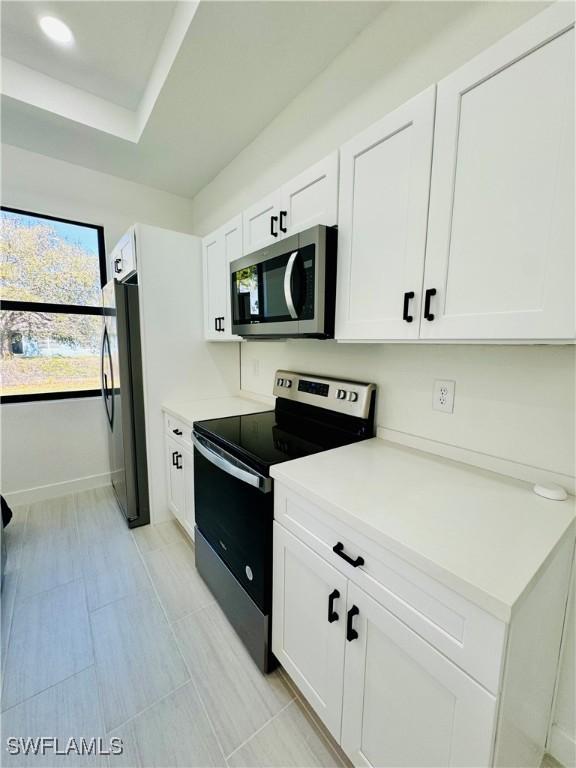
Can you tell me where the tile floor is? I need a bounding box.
[1,487,564,768]
[1,487,347,767]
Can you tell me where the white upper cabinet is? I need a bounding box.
[242,191,282,255]
[421,5,575,341]
[335,87,436,340]
[111,227,137,282]
[341,583,497,768]
[203,216,242,341]
[280,152,339,236]
[242,153,339,255]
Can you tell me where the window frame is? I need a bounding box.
[1,206,107,404]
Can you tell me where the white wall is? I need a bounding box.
[0,144,199,501]
[188,1,574,758]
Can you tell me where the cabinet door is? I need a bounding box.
[202,229,226,340]
[181,446,195,541]
[166,435,185,521]
[272,523,348,741]
[242,192,281,254]
[421,6,575,340]
[335,87,435,341]
[341,583,497,768]
[113,228,137,281]
[220,216,242,340]
[280,153,338,235]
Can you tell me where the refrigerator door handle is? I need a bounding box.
[101,326,114,429]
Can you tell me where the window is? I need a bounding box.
[1,207,106,402]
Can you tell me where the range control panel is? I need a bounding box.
[273,370,375,419]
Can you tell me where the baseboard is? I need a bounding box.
[548,724,575,768]
[377,427,575,495]
[3,473,111,507]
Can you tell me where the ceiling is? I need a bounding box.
[1,1,385,198]
[1,2,177,110]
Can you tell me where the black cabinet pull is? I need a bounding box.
[173,428,182,436]
[270,215,279,238]
[346,605,359,641]
[214,317,219,332]
[424,288,437,321]
[114,258,122,274]
[279,210,287,233]
[328,589,340,623]
[403,291,415,323]
[333,542,364,568]
[172,450,178,466]
[176,453,183,470]
[219,316,225,332]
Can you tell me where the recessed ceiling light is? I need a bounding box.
[39,16,73,45]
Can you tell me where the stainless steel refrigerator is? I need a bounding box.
[101,279,150,527]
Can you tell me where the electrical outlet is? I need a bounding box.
[433,379,455,413]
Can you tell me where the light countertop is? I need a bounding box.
[270,438,575,622]
[162,395,272,426]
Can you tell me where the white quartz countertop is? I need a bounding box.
[270,438,575,622]
[162,395,272,426]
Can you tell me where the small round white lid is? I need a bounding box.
[533,482,568,501]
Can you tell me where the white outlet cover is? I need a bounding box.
[433,379,455,413]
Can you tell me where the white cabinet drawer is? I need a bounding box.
[274,484,506,694]
[164,414,193,447]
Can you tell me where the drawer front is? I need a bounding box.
[164,413,193,447]
[275,484,506,694]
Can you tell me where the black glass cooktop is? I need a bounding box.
[194,406,368,473]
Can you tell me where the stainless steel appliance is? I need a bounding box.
[230,225,337,338]
[192,371,375,672]
[101,279,149,528]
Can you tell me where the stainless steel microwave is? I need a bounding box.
[230,225,337,338]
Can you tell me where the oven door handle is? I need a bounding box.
[192,433,272,494]
[283,251,299,320]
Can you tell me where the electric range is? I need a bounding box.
[192,370,376,672]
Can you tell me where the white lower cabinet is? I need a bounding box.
[164,428,195,539]
[341,582,496,768]
[166,434,185,517]
[273,524,348,739]
[273,520,496,766]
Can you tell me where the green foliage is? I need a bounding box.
[0,215,101,305]
[0,214,103,364]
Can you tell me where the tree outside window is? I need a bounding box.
[0,208,106,402]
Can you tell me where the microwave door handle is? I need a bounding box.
[284,251,299,320]
[192,433,272,494]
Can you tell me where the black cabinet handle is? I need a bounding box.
[114,258,122,274]
[172,450,178,466]
[346,605,359,641]
[328,589,340,623]
[279,210,287,233]
[219,316,225,332]
[333,542,364,568]
[270,215,278,238]
[176,453,183,470]
[214,317,219,332]
[173,428,182,436]
[403,291,415,323]
[424,288,437,321]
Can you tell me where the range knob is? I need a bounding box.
[284,379,292,388]
[347,391,359,403]
[336,389,346,400]
[277,378,284,387]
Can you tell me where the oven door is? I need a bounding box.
[192,431,273,612]
[231,233,319,336]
